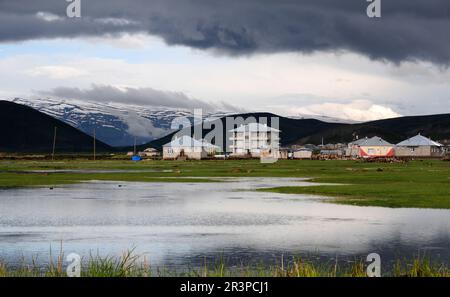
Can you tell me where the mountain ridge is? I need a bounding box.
[140,112,450,151]
[10,98,357,147]
[2,100,449,153]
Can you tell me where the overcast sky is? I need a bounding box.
[1,0,450,121]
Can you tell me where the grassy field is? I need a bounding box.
[0,159,449,209]
[0,251,448,277]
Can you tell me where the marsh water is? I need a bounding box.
[0,178,449,269]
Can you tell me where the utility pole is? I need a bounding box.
[93,128,96,161]
[133,136,137,155]
[52,126,57,161]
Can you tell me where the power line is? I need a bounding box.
[93,128,96,161]
[52,126,57,161]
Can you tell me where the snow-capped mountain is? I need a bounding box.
[8,98,358,147]
[11,98,231,147]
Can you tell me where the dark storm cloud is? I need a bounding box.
[1,0,450,64]
[38,84,239,111]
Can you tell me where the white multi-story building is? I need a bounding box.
[229,123,280,157]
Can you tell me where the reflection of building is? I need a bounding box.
[229,123,280,157]
[396,134,444,158]
[163,136,218,160]
[347,136,394,158]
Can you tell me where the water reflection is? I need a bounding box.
[0,178,449,268]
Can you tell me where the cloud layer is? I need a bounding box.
[1,1,450,64]
[291,100,402,122]
[38,84,237,111]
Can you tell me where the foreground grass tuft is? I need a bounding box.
[0,252,448,277]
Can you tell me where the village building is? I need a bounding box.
[320,149,345,159]
[290,144,319,151]
[358,136,395,158]
[229,123,280,158]
[346,136,394,158]
[395,134,444,158]
[320,143,346,150]
[139,147,160,158]
[346,138,368,157]
[292,149,313,159]
[304,144,320,151]
[277,148,291,160]
[162,136,219,160]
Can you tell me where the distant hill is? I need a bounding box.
[138,112,450,151]
[298,113,450,145]
[137,112,338,150]
[0,101,113,153]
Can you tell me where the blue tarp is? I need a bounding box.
[131,155,142,161]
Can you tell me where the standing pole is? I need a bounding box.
[93,128,96,161]
[133,136,137,155]
[52,126,57,161]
